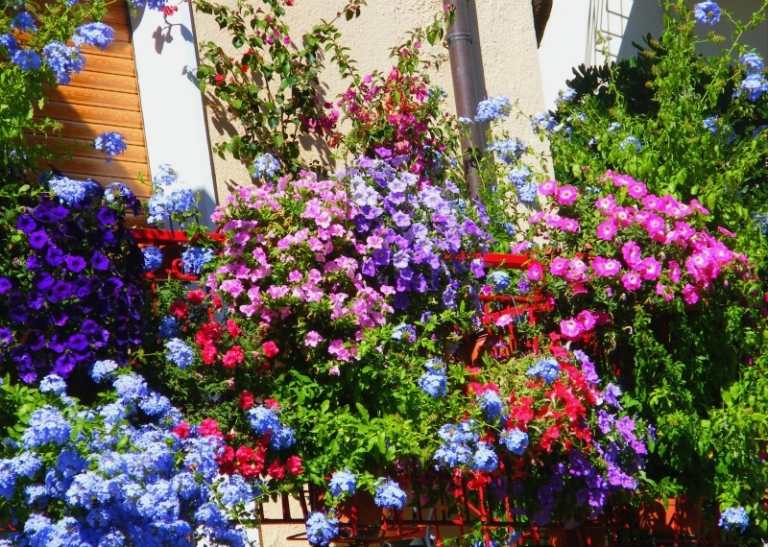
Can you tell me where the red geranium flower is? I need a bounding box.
[262,340,280,358]
[170,301,188,320]
[198,418,223,438]
[239,390,255,410]
[226,319,241,338]
[222,345,245,368]
[187,289,205,304]
[172,421,190,439]
[200,343,218,365]
[286,455,303,476]
[267,459,286,480]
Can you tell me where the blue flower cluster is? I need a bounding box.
[532,112,557,133]
[478,390,504,421]
[165,337,195,369]
[737,51,768,103]
[500,428,529,456]
[347,156,489,311]
[719,506,749,533]
[247,405,296,450]
[42,41,85,84]
[305,512,339,546]
[181,246,215,275]
[433,420,479,469]
[146,164,198,226]
[72,22,114,50]
[508,165,537,204]
[39,374,67,396]
[0,370,254,546]
[694,1,721,26]
[90,359,118,383]
[2,178,146,383]
[474,96,511,123]
[142,245,164,272]
[12,12,37,31]
[374,478,407,510]
[328,470,357,497]
[472,442,499,472]
[526,357,560,384]
[252,153,281,180]
[159,316,180,338]
[418,358,447,398]
[487,138,526,164]
[93,131,127,159]
[487,270,510,291]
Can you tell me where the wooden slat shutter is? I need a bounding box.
[38,1,151,198]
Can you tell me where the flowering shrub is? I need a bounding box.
[0,368,257,546]
[0,177,146,384]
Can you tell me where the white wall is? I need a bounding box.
[130,3,218,224]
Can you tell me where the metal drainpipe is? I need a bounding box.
[446,0,486,201]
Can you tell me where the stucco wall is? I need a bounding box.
[191,0,546,200]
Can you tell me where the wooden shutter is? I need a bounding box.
[37,1,151,198]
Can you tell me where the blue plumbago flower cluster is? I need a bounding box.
[147,164,198,226]
[0,371,253,546]
[719,506,749,533]
[247,405,296,451]
[142,245,163,272]
[500,428,529,456]
[487,270,511,291]
[38,374,67,396]
[478,389,505,421]
[305,512,339,547]
[181,246,215,275]
[532,111,557,133]
[12,11,37,31]
[42,41,85,84]
[526,357,560,384]
[0,4,113,83]
[165,337,195,369]
[433,420,479,469]
[736,51,768,103]
[252,153,281,180]
[0,178,146,383]
[474,96,511,123]
[159,316,180,339]
[90,359,118,383]
[620,135,643,152]
[93,131,127,159]
[328,470,357,497]
[345,156,490,311]
[418,358,447,398]
[703,116,719,134]
[694,1,721,26]
[72,22,115,50]
[508,165,537,205]
[472,442,499,472]
[556,86,578,105]
[487,138,526,164]
[374,478,407,510]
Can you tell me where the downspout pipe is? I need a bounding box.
[446,0,486,201]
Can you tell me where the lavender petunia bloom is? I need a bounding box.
[65,255,87,273]
[27,230,49,250]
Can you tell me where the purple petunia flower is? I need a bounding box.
[0,277,11,294]
[27,230,49,250]
[65,255,87,273]
[16,214,36,234]
[90,251,110,271]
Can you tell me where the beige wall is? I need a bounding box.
[191,0,546,200]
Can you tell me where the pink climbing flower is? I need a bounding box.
[621,241,643,267]
[655,282,673,302]
[549,257,569,277]
[682,284,700,305]
[304,331,324,348]
[595,194,616,214]
[626,180,648,200]
[220,279,245,298]
[555,185,580,206]
[566,258,589,282]
[668,260,682,284]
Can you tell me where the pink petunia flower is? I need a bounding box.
[636,257,662,281]
[595,194,616,214]
[576,309,597,331]
[220,279,244,298]
[549,257,569,277]
[592,257,622,277]
[621,241,643,267]
[566,258,589,282]
[668,260,682,284]
[621,271,642,292]
[559,218,581,233]
[627,180,648,200]
[539,179,558,196]
[655,282,673,302]
[596,220,618,241]
[682,284,700,305]
[555,185,580,206]
[559,318,582,339]
[527,262,544,282]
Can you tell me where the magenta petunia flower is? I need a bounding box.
[549,257,569,277]
[559,318,582,339]
[626,181,648,200]
[596,220,618,241]
[538,179,558,196]
[526,262,544,282]
[621,271,643,292]
[682,284,700,305]
[592,257,621,278]
[555,185,580,206]
[576,309,598,331]
[621,241,643,267]
[636,257,662,281]
[595,194,616,214]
